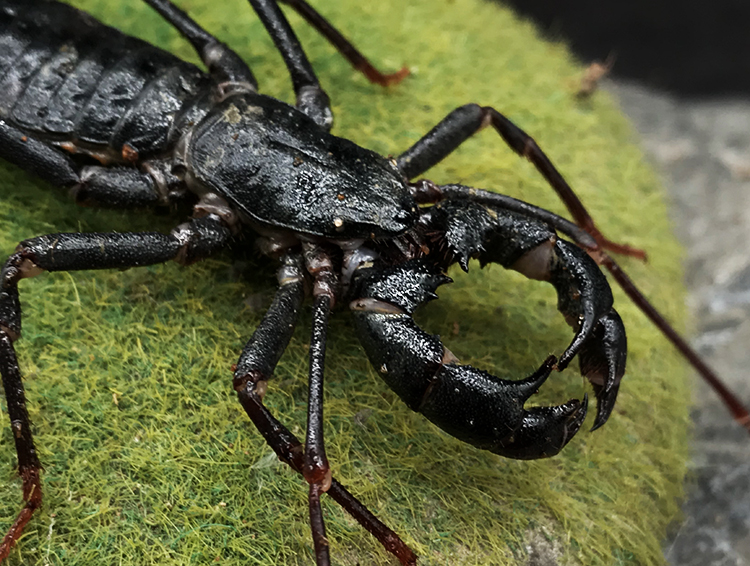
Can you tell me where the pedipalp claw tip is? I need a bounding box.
[567,393,589,436]
[518,356,558,401]
[589,382,620,432]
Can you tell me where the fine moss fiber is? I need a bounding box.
[0,0,690,564]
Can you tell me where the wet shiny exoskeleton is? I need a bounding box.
[0,1,746,564]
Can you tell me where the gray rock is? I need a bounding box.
[607,80,750,566]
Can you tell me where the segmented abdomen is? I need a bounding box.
[0,0,211,162]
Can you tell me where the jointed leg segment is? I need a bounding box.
[143,0,408,130]
[233,255,417,565]
[397,103,646,259]
[277,0,409,87]
[0,335,41,563]
[234,383,417,565]
[143,0,259,91]
[0,215,232,558]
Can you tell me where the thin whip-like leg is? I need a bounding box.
[397,103,646,259]
[277,0,409,86]
[148,0,408,129]
[233,254,417,565]
[0,215,232,559]
[601,255,750,433]
[247,0,408,129]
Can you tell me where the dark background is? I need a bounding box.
[498,0,750,96]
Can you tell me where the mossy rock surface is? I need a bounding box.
[0,0,690,565]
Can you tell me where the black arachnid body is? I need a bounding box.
[0,0,746,564]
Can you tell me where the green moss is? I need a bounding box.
[0,0,689,564]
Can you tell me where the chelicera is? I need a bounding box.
[0,0,747,564]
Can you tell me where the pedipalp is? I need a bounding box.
[438,181,750,435]
[401,102,750,434]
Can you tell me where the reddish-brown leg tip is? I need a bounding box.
[0,467,42,562]
[737,414,750,435]
[586,225,648,261]
[380,65,411,87]
[599,237,648,261]
[361,64,411,87]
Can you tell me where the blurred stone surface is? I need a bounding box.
[606,80,750,566]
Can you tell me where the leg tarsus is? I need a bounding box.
[483,106,647,259]
[248,0,409,128]
[325,482,417,566]
[0,466,42,562]
[235,382,417,564]
[277,0,409,86]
